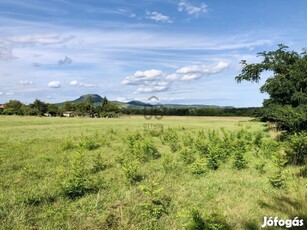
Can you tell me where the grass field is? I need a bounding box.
[0,116,306,229]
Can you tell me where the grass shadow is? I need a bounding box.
[258,194,307,229]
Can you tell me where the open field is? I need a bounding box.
[0,116,306,229]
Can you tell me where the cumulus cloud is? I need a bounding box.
[122,69,163,85]
[123,61,228,94]
[48,81,61,88]
[175,61,229,81]
[58,56,72,65]
[146,11,173,23]
[19,80,33,85]
[70,80,79,86]
[178,0,207,15]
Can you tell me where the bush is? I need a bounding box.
[233,151,248,170]
[255,161,266,174]
[138,182,170,221]
[285,131,307,165]
[162,155,176,173]
[190,158,207,175]
[61,138,76,150]
[127,133,160,162]
[186,209,229,230]
[91,153,107,173]
[269,169,286,189]
[162,128,180,152]
[61,152,98,199]
[261,105,307,133]
[180,147,196,165]
[78,136,100,150]
[122,160,142,185]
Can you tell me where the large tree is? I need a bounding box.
[3,100,24,115]
[235,44,307,133]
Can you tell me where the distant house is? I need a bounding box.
[63,111,74,117]
[0,104,4,113]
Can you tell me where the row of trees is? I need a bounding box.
[123,107,260,117]
[0,97,121,118]
[0,99,260,118]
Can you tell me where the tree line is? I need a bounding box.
[0,97,260,118]
[0,97,121,118]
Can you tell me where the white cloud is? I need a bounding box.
[0,92,3,95]
[116,96,129,102]
[70,80,78,86]
[175,61,229,81]
[146,11,173,23]
[178,0,207,16]
[19,80,33,85]
[136,82,169,93]
[7,33,74,45]
[122,69,163,85]
[70,80,94,87]
[6,92,14,96]
[79,83,94,87]
[124,61,228,94]
[48,81,61,88]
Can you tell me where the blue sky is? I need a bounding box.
[0,0,306,107]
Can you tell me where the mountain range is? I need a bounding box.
[57,94,234,109]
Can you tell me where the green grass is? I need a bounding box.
[0,115,306,229]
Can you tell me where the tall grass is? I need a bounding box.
[0,116,305,229]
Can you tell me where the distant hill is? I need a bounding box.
[72,94,104,104]
[56,94,234,109]
[57,94,104,106]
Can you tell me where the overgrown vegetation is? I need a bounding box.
[0,116,306,229]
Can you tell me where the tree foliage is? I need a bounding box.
[236,44,307,133]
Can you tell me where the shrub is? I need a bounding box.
[61,138,76,150]
[253,131,264,148]
[269,169,286,189]
[78,136,100,150]
[285,131,307,165]
[138,182,170,221]
[233,151,248,170]
[162,155,176,173]
[132,139,160,162]
[260,139,280,158]
[255,161,266,174]
[186,209,229,230]
[91,153,107,173]
[122,160,142,185]
[162,128,180,152]
[61,152,98,199]
[180,147,196,165]
[127,133,160,162]
[189,158,207,175]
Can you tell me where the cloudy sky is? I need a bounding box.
[0,0,306,107]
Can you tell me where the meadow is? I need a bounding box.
[0,116,306,229]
